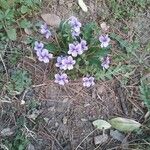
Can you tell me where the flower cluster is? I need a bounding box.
[55,56,76,70]
[32,17,112,87]
[69,16,82,37]
[40,23,52,39]
[68,39,88,57]
[34,41,53,63]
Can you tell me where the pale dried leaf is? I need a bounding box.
[41,14,61,27]
[93,119,111,130]
[78,0,88,12]
[110,117,141,132]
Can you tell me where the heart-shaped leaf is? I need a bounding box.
[109,117,141,132]
[92,119,111,130]
[6,28,17,41]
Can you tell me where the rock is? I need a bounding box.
[94,134,108,145]
[110,130,125,142]
[41,14,61,28]
[100,22,110,32]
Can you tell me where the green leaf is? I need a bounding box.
[109,117,141,132]
[6,28,17,40]
[21,5,28,14]
[0,10,4,20]
[93,119,111,130]
[82,22,99,44]
[18,145,24,150]
[20,19,32,28]
[0,0,9,9]
[88,47,109,66]
[140,77,150,111]
[5,9,14,20]
[45,43,59,53]
[7,69,32,95]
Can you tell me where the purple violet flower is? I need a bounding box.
[80,39,88,51]
[61,56,76,70]
[99,34,110,48]
[34,41,44,51]
[69,16,82,29]
[36,49,53,63]
[55,56,65,69]
[71,29,81,37]
[101,56,110,70]
[40,23,52,39]
[69,16,81,38]
[83,76,95,87]
[55,73,69,85]
[68,43,83,57]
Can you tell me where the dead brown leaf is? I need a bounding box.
[41,14,61,28]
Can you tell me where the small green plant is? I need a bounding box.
[2,131,29,150]
[0,0,41,40]
[31,17,113,87]
[106,0,149,20]
[140,76,150,111]
[6,69,32,95]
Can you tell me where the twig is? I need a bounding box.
[75,129,97,150]
[0,54,8,82]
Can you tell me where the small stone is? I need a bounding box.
[110,130,125,142]
[44,117,49,123]
[55,122,59,127]
[84,103,90,107]
[63,116,67,124]
[81,118,88,122]
[21,100,25,105]
[24,28,32,35]
[94,134,108,145]
[59,0,64,5]
[63,98,69,103]
[67,2,73,8]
